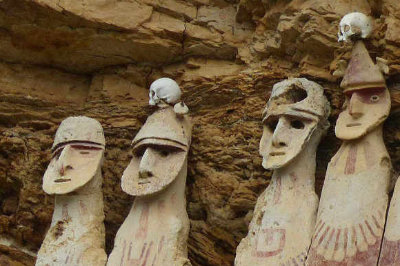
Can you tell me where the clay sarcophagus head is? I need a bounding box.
[336,41,390,140]
[260,78,330,169]
[43,116,105,194]
[122,83,191,196]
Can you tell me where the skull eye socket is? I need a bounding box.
[344,24,351,32]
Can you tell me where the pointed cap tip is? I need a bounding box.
[340,41,385,92]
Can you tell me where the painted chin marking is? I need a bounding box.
[270,151,285,156]
[54,178,71,183]
[346,123,362,127]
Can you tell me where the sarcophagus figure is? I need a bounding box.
[36,116,107,266]
[235,78,330,265]
[107,78,192,266]
[307,12,391,266]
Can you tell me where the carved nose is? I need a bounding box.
[59,165,65,176]
[139,169,153,179]
[271,119,288,148]
[348,95,364,118]
[272,141,288,148]
[58,165,73,176]
[138,148,156,179]
[57,146,74,176]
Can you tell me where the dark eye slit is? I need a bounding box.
[290,120,305,129]
[134,146,147,156]
[71,145,102,150]
[133,144,182,156]
[265,119,278,131]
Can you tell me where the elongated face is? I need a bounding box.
[121,140,188,196]
[43,142,104,194]
[335,87,390,140]
[259,78,328,170]
[260,114,317,169]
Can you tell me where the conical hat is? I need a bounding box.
[340,41,385,92]
[52,116,105,150]
[132,107,191,148]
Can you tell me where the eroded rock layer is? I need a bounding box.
[2,0,400,265]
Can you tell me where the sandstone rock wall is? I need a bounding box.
[1,0,400,265]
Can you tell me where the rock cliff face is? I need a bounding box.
[1,0,400,265]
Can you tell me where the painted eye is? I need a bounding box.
[290,120,305,129]
[370,95,380,102]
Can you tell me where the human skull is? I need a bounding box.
[149,78,182,106]
[338,12,372,42]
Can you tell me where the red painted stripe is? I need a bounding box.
[344,145,357,175]
[334,228,341,252]
[317,226,331,248]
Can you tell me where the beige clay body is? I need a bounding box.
[235,78,330,265]
[307,127,390,265]
[307,14,392,265]
[36,116,107,266]
[107,78,192,266]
